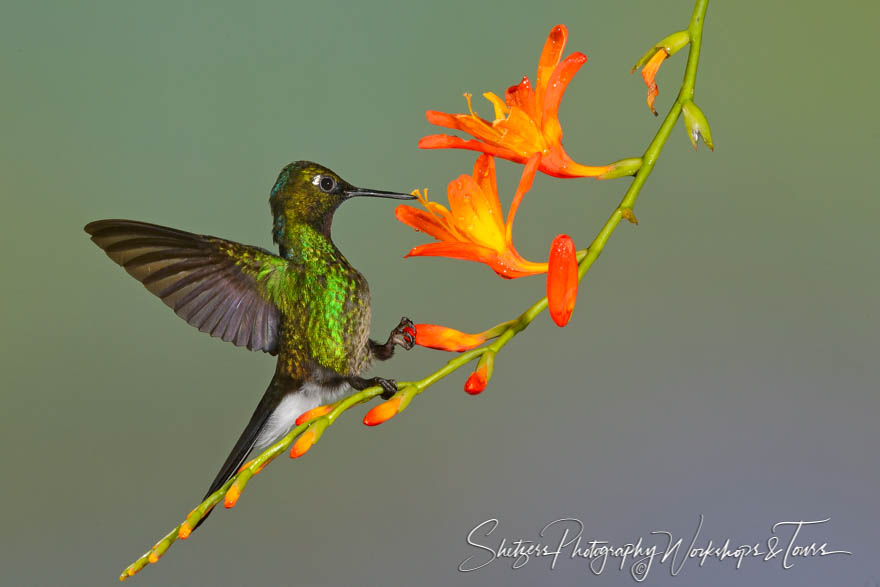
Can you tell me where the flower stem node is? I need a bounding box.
[681,100,714,151]
[598,157,643,180]
[621,208,639,225]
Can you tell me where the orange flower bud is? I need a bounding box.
[224,485,241,509]
[363,395,402,426]
[147,552,159,564]
[178,522,192,540]
[464,367,488,395]
[295,404,332,426]
[547,234,579,327]
[290,429,316,459]
[414,324,485,352]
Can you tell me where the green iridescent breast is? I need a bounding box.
[270,224,372,378]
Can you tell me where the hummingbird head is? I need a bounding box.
[269,161,414,240]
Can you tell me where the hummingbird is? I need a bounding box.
[85,161,417,529]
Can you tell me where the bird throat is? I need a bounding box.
[273,213,338,264]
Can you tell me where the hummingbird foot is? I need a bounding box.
[347,375,399,399]
[390,317,416,350]
[369,317,416,361]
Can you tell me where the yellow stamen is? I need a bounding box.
[411,188,430,207]
[463,92,475,116]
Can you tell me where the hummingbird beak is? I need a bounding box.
[343,187,416,201]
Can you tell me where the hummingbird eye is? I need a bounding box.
[318,176,337,193]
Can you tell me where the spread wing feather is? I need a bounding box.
[85,219,283,354]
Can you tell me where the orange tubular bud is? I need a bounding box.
[147,552,159,564]
[547,235,579,327]
[363,395,402,426]
[290,429,316,459]
[295,404,333,426]
[178,522,192,540]
[414,324,485,352]
[464,367,488,395]
[224,485,241,509]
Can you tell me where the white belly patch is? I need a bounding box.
[254,382,352,450]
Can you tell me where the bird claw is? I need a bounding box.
[375,377,398,399]
[389,317,416,350]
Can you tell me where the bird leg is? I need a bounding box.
[369,316,416,361]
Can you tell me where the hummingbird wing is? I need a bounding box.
[85,219,284,354]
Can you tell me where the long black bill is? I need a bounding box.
[344,187,416,200]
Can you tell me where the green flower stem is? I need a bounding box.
[120,0,711,579]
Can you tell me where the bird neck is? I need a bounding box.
[273,213,343,264]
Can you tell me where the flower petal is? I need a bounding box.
[505,154,541,241]
[470,153,497,204]
[482,92,509,121]
[504,76,539,123]
[547,234,579,327]
[537,25,568,109]
[405,241,499,265]
[425,110,463,130]
[493,107,547,156]
[426,107,505,145]
[640,49,667,115]
[541,52,587,144]
[395,204,459,243]
[413,324,486,352]
[418,134,524,162]
[447,174,505,251]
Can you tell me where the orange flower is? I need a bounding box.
[396,153,546,279]
[419,25,611,179]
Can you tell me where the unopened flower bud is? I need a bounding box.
[547,235,579,327]
[681,100,714,151]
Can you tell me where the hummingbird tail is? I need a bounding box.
[192,373,291,532]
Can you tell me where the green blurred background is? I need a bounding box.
[2,1,878,585]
